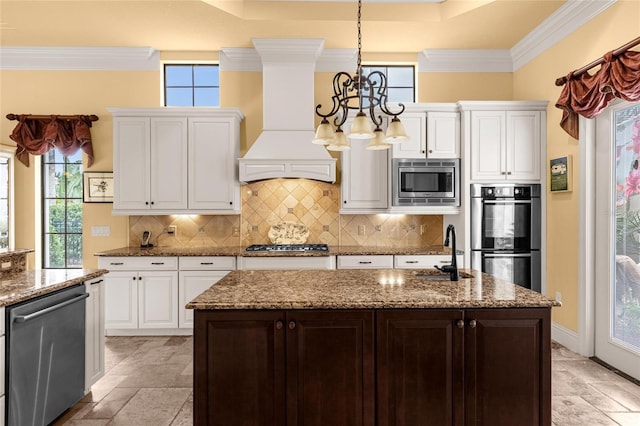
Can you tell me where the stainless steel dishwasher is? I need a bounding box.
[5,283,88,426]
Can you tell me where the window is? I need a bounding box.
[361,65,415,106]
[164,64,220,107]
[0,152,13,250]
[42,150,83,268]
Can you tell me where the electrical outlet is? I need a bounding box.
[232,227,240,237]
[420,224,426,235]
[375,225,382,232]
[358,225,366,236]
[555,292,562,303]
[167,225,177,235]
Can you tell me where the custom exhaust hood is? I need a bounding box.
[238,39,337,183]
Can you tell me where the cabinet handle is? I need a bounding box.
[90,279,104,285]
[288,321,296,330]
[358,261,372,264]
[469,319,477,328]
[457,320,464,329]
[439,260,452,264]
[405,260,419,264]
[200,262,214,265]
[507,171,512,175]
[110,262,124,265]
[276,321,283,330]
[151,262,165,265]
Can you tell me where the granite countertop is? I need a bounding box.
[0,269,108,307]
[186,268,560,310]
[94,245,459,257]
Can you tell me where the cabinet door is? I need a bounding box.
[427,112,460,158]
[287,310,375,426]
[150,118,188,210]
[113,117,150,210]
[104,271,138,329]
[194,310,286,426]
[85,279,105,391]
[506,111,541,181]
[342,138,389,211]
[138,271,178,328]
[391,113,426,159]
[377,310,464,426]
[470,111,506,181]
[178,270,229,328]
[464,308,551,426]
[188,118,239,211]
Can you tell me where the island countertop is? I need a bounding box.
[186,268,559,310]
[0,269,108,307]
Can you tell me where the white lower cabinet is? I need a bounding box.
[85,278,105,393]
[337,255,394,269]
[237,256,336,270]
[394,254,464,269]
[99,257,179,335]
[178,256,235,328]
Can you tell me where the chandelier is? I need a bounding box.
[313,0,407,151]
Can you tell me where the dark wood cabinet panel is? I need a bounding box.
[377,309,465,426]
[464,308,551,426]
[193,310,286,426]
[194,309,374,426]
[287,310,375,426]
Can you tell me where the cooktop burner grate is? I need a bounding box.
[245,244,330,252]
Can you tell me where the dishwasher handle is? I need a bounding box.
[14,293,89,323]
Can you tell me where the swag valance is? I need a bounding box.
[555,36,640,139]
[6,114,98,167]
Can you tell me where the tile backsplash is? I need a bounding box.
[128,179,443,248]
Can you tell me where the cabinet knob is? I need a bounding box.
[469,319,477,328]
[288,321,296,330]
[229,201,233,205]
[132,276,137,280]
[151,201,155,205]
[428,150,433,154]
[344,200,347,204]
[276,321,283,330]
[422,150,426,154]
[507,171,512,175]
[501,172,506,175]
[456,320,464,329]
[145,202,149,205]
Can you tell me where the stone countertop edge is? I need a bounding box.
[94,245,461,257]
[0,269,108,307]
[186,268,561,310]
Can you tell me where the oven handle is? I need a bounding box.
[483,253,532,258]
[483,199,532,204]
[13,293,89,323]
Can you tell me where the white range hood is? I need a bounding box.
[239,38,337,183]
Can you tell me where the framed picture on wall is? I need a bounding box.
[83,171,114,202]
[550,156,572,192]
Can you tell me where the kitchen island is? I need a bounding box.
[187,268,559,426]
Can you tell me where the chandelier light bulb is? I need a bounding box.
[327,128,351,151]
[312,118,335,145]
[385,117,408,143]
[366,128,391,150]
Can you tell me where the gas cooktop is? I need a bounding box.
[245,244,330,253]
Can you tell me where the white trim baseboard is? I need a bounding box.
[552,321,580,354]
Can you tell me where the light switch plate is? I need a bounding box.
[91,226,110,237]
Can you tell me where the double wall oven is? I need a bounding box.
[471,183,541,292]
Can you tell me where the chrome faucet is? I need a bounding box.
[435,224,459,281]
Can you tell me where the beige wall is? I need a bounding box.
[512,1,640,331]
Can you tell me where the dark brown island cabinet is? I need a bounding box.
[194,307,551,426]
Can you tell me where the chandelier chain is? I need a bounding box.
[357,0,362,76]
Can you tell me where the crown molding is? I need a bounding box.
[0,46,159,70]
[317,48,357,72]
[419,49,513,73]
[511,0,617,71]
[220,48,262,71]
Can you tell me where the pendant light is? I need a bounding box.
[313,0,406,150]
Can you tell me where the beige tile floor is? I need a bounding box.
[52,337,640,425]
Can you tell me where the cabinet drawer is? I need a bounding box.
[337,255,394,269]
[98,257,178,270]
[179,256,236,270]
[394,255,463,269]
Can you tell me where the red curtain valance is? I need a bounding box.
[555,47,640,139]
[8,114,97,167]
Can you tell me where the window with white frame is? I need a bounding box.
[361,65,416,105]
[0,151,13,250]
[164,64,220,107]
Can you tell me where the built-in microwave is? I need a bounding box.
[392,158,460,206]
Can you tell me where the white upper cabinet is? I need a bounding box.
[463,102,546,182]
[426,112,460,158]
[109,108,243,215]
[391,113,426,159]
[392,106,460,159]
